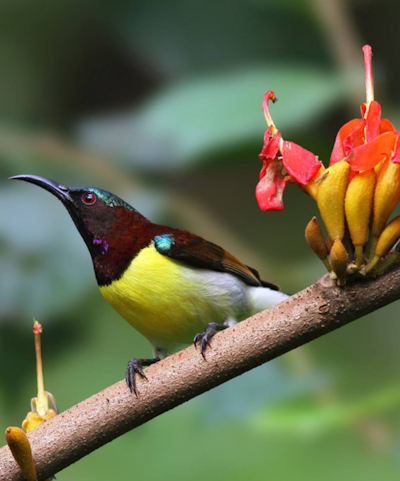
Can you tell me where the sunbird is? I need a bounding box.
[11,175,288,393]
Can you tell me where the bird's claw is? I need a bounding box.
[193,322,227,358]
[125,357,160,396]
[125,359,148,396]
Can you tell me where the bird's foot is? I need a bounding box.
[125,357,160,395]
[193,322,229,359]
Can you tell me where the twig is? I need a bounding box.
[1,265,400,480]
[312,0,362,80]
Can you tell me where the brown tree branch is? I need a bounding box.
[2,266,400,480]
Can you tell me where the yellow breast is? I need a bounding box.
[99,244,230,352]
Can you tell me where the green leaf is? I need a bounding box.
[78,65,351,171]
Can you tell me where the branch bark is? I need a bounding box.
[2,266,400,480]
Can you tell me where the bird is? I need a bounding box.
[10,175,289,394]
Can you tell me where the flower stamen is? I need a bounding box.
[263,91,278,135]
[363,45,374,112]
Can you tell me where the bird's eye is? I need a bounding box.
[82,193,97,205]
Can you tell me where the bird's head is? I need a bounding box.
[10,175,150,278]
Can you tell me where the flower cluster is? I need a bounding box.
[256,46,400,284]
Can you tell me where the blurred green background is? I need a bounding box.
[1,0,400,479]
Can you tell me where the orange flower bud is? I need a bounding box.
[330,238,348,286]
[5,427,37,481]
[305,217,331,271]
[317,160,350,241]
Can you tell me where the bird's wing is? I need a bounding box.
[153,232,280,290]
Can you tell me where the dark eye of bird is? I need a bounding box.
[82,193,97,205]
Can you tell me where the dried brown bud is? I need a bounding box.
[305,217,331,272]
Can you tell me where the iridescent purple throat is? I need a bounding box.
[93,237,109,255]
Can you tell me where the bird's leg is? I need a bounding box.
[193,319,236,359]
[125,356,160,396]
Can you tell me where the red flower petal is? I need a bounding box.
[342,119,366,157]
[348,131,398,171]
[380,119,397,134]
[330,119,362,165]
[259,128,281,163]
[259,162,267,181]
[256,158,286,211]
[391,134,400,164]
[366,101,381,142]
[282,141,322,185]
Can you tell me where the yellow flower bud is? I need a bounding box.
[365,215,400,273]
[5,427,37,481]
[345,170,376,267]
[375,215,400,258]
[372,161,400,238]
[300,166,326,200]
[305,217,331,271]
[317,160,350,241]
[21,410,56,481]
[345,170,376,245]
[374,159,385,177]
[330,238,348,286]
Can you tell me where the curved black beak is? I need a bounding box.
[9,175,72,203]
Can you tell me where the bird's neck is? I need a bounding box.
[87,212,162,287]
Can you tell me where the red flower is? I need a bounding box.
[330,104,397,171]
[256,44,400,282]
[330,46,398,172]
[256,91,322,211]
[256,46,400,213]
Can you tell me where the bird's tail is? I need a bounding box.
[248,286,289,313]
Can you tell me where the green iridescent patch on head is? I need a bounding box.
[80,187,135,210]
